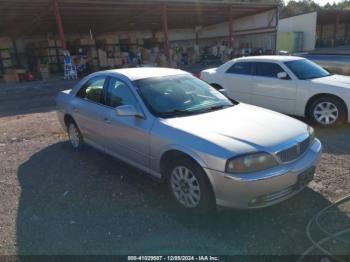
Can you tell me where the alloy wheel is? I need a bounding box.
[68,124,80,148]
[170,166,201,208]
[313,101,339,125]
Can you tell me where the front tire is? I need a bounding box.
[166,157,215,213]
[308,97,347,126]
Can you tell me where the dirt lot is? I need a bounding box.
[0,79,349,258]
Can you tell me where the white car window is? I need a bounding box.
[254,62,286,78]
[226,62,253,75]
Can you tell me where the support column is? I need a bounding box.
[345,23,349,44]
[162,3,169,58]
[228,6,233,47]
[53,0,67,50]
[319,24,323,47]
[12,38,20,67]
[333,14,339,47]
[274,7,279,54]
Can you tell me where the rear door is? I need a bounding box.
[71,75,111,147]
[251,62,297,114]
[221,61,254,103]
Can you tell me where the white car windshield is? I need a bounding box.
[284,59,331,80]
[134,74,234,118]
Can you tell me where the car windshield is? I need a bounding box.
[134,74,234,118]
[284,59,331,80]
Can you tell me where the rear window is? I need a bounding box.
[226,62,253,75]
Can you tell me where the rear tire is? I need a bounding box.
[308,97,347,126]
[166,156,216,214]
[67,122,84,150]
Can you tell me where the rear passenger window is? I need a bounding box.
[77,76,106,104]
[226,62,253,75]
[255,62,285,78]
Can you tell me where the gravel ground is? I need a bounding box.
[0,79,349,258]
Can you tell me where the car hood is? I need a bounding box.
[162,103,308,154]
[311,74,350,89]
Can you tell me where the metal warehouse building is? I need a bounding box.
[0,0,279,82]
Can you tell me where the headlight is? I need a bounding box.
[226,152,278,174]
[308,126,315,142]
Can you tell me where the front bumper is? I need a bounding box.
[204,138,322,209]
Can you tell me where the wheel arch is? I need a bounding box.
[64,114,77,130]
[160,149,206,177]
[159,149,216,199]
[305,93,348,119]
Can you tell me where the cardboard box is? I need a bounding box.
[2,60,12,68]
[114,57,122,66]
[48,39,56,47]
[3,72,19,83]
[106,36,119,44]
[98,49,108,67]
[0,37,12,49]
[81,38,95,45]
[1,50,11,59]
[107,58,115,67]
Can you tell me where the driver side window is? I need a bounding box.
[106,78,138,108]
[254,62,288,79]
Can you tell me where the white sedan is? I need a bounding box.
[200,56,350,126]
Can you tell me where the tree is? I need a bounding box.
[280,0,321,18]
[280,0,350,18]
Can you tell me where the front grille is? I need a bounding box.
[276,136,311,163]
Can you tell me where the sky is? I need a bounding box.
[284,0,343,6]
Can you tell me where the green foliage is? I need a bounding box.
[280,0,350,18]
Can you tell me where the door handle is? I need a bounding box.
[103,117,111,124]
[72,107,79,112]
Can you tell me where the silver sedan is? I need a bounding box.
[56,68,322,212]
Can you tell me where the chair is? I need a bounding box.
[63,53,78,80]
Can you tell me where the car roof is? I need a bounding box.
[234,55,304,62]
[103,67,190,81]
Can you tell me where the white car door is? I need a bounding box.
[251,62,297,115]
[221,61,254,103]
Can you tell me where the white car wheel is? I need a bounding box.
[309,97,346,126]
[313,101,339,125]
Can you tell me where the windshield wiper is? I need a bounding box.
[158,109,194,117]
[197,104,231,113]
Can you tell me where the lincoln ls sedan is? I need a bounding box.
[56,68,322,212]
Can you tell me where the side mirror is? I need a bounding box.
[277,72,289,80]
[115,105,144,119]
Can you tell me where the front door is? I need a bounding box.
[251,62,297,114]
[102,76,153,169]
